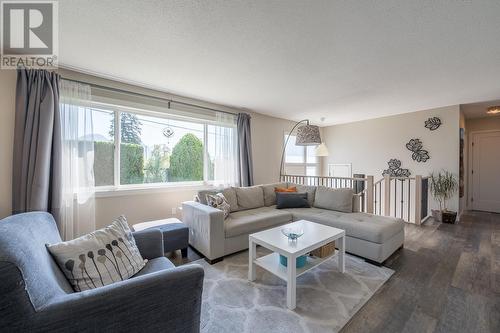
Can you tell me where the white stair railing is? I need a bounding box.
[280,174,429,224]
[373,175,430,224]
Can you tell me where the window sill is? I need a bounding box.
[95,182,216,198]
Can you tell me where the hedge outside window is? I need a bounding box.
[91,106,235,188]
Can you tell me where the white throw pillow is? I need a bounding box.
[47,216,146,292]
[207,193,231,219]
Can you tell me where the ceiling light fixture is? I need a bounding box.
[487,106,500,114]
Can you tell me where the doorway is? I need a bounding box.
[470,130,500,213]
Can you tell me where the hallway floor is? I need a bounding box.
[341,211,500,333]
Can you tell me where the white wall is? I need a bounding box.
[466,116,500,132]
[250,112,295,184]
[321,105,461,212]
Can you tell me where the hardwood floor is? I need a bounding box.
[167,211,500,332]
[341,211,500,333]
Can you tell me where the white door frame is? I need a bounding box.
[468,129,500,211]
[327,163,352,178]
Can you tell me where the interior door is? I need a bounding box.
[471,131,500,213]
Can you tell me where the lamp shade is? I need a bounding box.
[315,143,329,156]
[295,124,321,146]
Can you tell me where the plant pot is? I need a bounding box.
[432,210,457,223]
[431,209,442,222]
[442,211,457,224]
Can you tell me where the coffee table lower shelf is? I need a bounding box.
[248,220,346,310]
[254,252,334,282]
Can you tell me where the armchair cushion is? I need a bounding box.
[46,216,146,292]
[133,257,175,278]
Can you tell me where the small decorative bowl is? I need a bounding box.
[281,226,304,240]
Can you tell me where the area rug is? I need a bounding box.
[196,248,394,333]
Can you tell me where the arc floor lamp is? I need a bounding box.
[279,119,324,179]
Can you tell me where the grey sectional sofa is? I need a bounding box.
[182,183,404,264]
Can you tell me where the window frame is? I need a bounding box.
[283,132,320,176]
[91,101,233,193]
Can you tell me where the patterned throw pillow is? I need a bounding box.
[46,216,146,292]
[207,193,231,219]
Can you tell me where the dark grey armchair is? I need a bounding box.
[0,212,204,332]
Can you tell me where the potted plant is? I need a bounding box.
[429,170,458,223]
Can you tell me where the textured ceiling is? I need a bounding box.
[59,0,500,126]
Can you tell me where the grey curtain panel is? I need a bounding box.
[12,69,62,223]
[237,113,254,186]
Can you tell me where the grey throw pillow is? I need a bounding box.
[276,192,310,209]
[46,216,146,292]
[222,187,239,212]
[288,183,316,206]
[235,186,265,210]
[313,186,354,213]
[262,182,287,206]
[207,193,231,219]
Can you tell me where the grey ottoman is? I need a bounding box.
[133,218,189,257]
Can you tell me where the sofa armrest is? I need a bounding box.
[40,264,204,332]
[182,201,225,260]
[133,228,164,259]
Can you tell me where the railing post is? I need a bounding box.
[414,175,422,225]
[384,175,391,216]
[366,176,374,214]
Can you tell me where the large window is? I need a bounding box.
[283,134,319,176]
[91,102,237,188]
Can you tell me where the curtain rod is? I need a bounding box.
[60,77,239,116]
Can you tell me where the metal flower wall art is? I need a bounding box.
[424,117,441,131]
[382,159,411,177]
[406,138,430,162]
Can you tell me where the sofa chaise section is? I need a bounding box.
[284,208,404,262]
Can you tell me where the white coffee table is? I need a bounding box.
[248,220,345,310]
